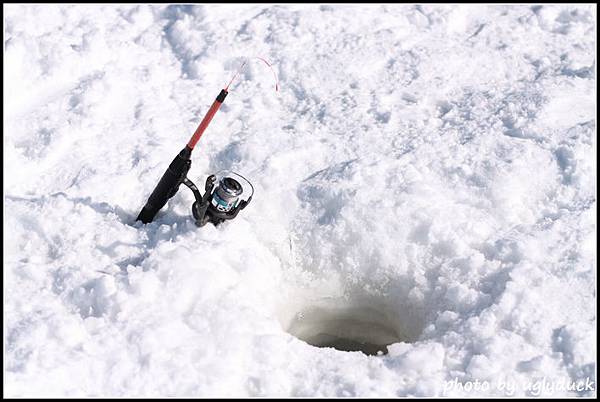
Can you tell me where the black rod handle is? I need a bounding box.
[137,146,192,224]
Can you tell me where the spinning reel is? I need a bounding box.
[184,171,253,227]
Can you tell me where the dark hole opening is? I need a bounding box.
[287,305,406,357]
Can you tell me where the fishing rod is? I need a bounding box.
[136,57,277,226]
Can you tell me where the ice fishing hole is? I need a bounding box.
[284,299,418,356]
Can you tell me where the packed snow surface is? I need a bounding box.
[4,4,597,397]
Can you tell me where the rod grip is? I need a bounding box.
[137,147,192,224]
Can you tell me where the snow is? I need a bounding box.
[4,4,597,397]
